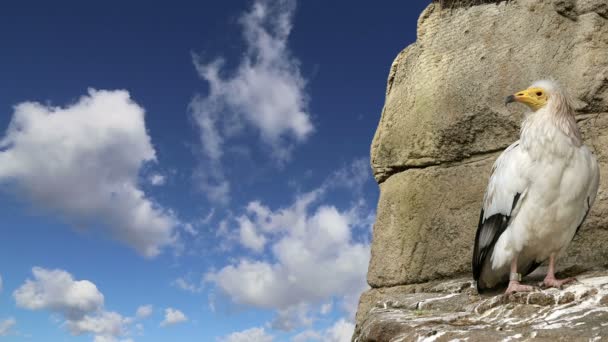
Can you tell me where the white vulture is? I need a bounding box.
[472,80,599,294]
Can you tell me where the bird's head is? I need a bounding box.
[505,80,556,111]
[505,79,581,143]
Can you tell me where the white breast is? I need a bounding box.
[491,110,595,270]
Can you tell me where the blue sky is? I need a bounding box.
[0,1,428,341]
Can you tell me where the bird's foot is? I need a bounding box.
[541,276,576,289]
[505,280,535,294]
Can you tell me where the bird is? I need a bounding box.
[472,80,600,294]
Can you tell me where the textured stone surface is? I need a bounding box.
[367,0,608,288]
[368,112,608,288]
[372,0,608,182]
[357,0,608,339]
[368,156,495,287]
[354,270,608,341]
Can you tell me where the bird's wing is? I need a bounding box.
[472,141,529,281]
[575,146,600,235]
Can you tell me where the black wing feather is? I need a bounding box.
[472,193,521,289]
[574,197,591,236]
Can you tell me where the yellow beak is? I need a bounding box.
[505,89,546,111]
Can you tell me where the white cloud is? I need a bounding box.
[238,189,321,239]
[292,330,321,342]
[14,267,133,341]
[160,308,188,327]
[172,276,202,293]
[194,165,231,204]
[181,159,371,337]
[325,158,371,193]
[182,222,199,236]
[218,327,274,342]
[320,302,332,315]
[270,303,313,331]
[0,89,178,257]
[0,318,16,336]
[14,267,104,320]
[66,311,130,337]
[135,305,153,319]
[324,319,355,342]
[238,216,267,252]
[206,190,370,335]
[94,336,134,342]
[341,290,363,320]
[234,157,372,246]
[203,158,374,332]
[190,0,313,203]
[292,318,354,342]
[148,173,166,186]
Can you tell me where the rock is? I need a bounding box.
[356,0,608,340]
[368,156,495,287]
[576,0,608,18]
[553,0,578,19]
[353,271,608,341]
[368,0,608,288]
[372,0,608,184]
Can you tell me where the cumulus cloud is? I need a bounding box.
[205,192,370,330]
[236,189,321,243]
[324,319,355,342]
[233,157,372,250]
[238,216,267,252]
[190,0,313,203]
[66,311,131,338]
[14,267,134,341]
[0,318,16,336]
[202,158,374,332]
[135,305,153,319]
[0,89,177,257]
[160,308,188,327]
[270,303,313,331]
[14,267,104,320]
[293,318,354,342]
[218,327,274,342]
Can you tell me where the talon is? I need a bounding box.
[543,277,576,289]
[505,280,535,294]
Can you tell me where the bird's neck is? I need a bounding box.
[550,109,582,147]
[520,108,582,159]
[521,103,582,148]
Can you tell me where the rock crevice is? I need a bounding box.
[375,146,509,184]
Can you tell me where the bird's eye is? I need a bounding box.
[536,91,543,96]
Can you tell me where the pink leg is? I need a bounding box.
[542,253,576,288]
[505,256,535,294]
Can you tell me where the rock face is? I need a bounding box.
[355,269,608,341]
[355,0,608,340]
[368,0,608,287]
